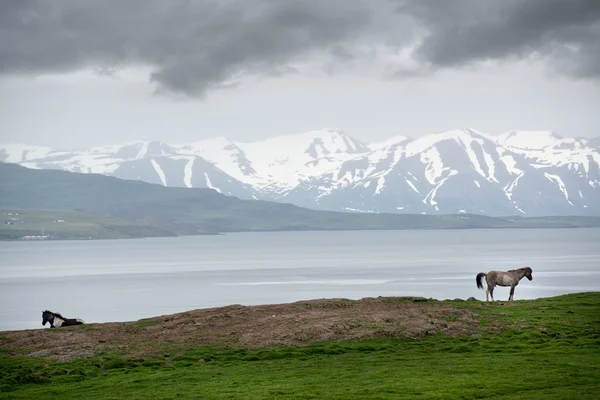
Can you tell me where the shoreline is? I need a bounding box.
[2,223,600,242]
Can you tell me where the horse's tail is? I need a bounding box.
[476,273,487,290]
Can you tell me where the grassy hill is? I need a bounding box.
[2,162,600,238]
[1,293,599,398]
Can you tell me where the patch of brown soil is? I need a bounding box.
[0,297,480,361]
[28,343,123,362]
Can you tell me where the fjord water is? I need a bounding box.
[1,228,599,331]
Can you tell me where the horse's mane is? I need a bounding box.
[508,267,532,273]
[44,310,66,320]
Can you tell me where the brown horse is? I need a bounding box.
[476,267,533,301]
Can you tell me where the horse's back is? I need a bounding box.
[486,271,499,281]
[64,318,84,326]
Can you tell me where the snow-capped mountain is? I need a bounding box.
[175,129,370,195]
[0,140,254,198]
[2,128,599,217]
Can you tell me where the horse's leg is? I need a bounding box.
[509,286,515,301]
[490,286,495,301]
[486,286,490,302]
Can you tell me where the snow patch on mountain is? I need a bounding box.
[0,144,54,163]
[420,147,446,184]
[498,150,522,176]
[369,135,411,150]
[544,173,570,203]
[495,130,564,150]
[374,176,386,195]
[204,173,221,193]
[150,159,167,186]
[504,172,524,200]
[183,158,195,188]
[405,178,419,193]
[424,170,458,207]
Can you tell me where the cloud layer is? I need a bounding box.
[1,0,598,97]
[402,0,600,77]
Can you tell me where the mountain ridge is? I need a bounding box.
[2,128,599,217]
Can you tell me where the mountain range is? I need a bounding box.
[2,128,599,217]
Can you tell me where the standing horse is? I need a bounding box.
[42,310,85,328]
[476,267,533,301]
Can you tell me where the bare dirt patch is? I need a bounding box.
[28,343,123,362]
[0,297,480,360]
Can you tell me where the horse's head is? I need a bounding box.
[524,267,533,281]
[42,310,53,326]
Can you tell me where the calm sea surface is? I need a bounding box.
[1,228,599,331]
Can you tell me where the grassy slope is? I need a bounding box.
[2,163,600,237]
[1,293,599,399]
[0,210,176,240]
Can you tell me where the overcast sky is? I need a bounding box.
[1,0,599,149]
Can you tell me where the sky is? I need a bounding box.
[1,0,599,149]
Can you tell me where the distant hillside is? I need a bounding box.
[1,163,599,238]
[0,210,176,240]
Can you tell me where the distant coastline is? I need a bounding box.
[2,208,600,242]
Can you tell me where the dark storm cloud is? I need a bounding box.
[399,0,600,78]
[0,0,378,96]
[1,0,599,97]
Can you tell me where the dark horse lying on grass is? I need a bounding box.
[476,267,533,301]
[42,310,85,328]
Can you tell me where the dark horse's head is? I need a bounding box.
[523,267,533,281]
[42,310,54,326]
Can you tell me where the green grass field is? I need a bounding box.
[1,293,599,399]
